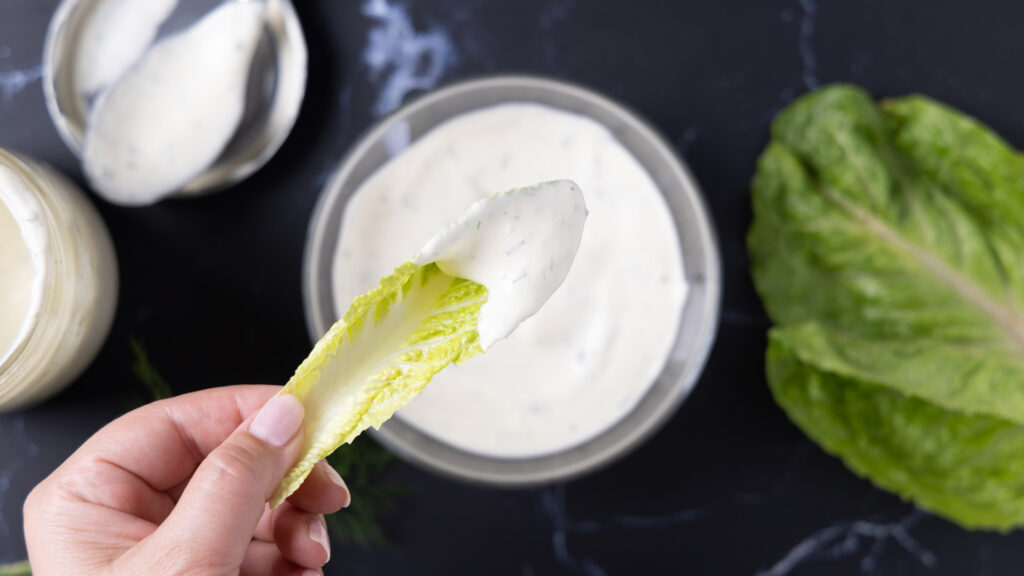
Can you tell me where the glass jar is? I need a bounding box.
[0,149,118,411]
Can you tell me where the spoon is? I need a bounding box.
[42,0,307,200]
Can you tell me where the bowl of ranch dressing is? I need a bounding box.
[43,0,307,206]
[305,76,721,485]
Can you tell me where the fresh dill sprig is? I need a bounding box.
[325,436,405,548]
[0,560,31,575]
[129,337,172,402]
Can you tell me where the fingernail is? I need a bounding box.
[308,516,331,563]
[249,394,304,447]
[302,571,320,576]
[320,461,351,508]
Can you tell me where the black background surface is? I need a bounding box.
[2,0,1024,574]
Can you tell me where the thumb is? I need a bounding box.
[137,393,305,570]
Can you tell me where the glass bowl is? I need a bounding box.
[304,75,721,486]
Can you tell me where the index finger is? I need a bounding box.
[63,385,281,493]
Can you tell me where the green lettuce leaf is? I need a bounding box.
[768,332,1024,531]
[270,262,486,507]
[750,84,1024,530]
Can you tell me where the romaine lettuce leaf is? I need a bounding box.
[270,180,586,507]
[768,332,1024,531]
[750,85,1024,530]
[270,263,486,507]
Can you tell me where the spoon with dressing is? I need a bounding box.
[44,0,307,205]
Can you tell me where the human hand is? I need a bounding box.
[23,385,350,576]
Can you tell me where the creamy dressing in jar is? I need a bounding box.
[0,150,118,411]
[332,103,687,458]
[0,175,42,365]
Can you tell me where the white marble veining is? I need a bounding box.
[540,484,711,575]
[0,64,42,102]
[531,443,828,572]
[757,511,937,576]
[361,0,456,116]
[541,485,608,576]
[797,0,819,90]
[326,0,458,237]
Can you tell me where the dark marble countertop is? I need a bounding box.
[3,0,1024,574]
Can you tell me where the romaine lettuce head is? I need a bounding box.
[750,84,1024,530]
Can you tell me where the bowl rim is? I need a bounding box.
[303,73,722,486]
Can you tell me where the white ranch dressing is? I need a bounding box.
[0,165,46,366]
[414,181,587,349]
[333,103,687,458]
[81,1,265,205]
[74,0,179,96]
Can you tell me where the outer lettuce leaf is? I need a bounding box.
[772,323,1024,427]
[750,85,1024,529]
[270,262,486,507]
[751,87,1024,353]
[768,332,1024,531]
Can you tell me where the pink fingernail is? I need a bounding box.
[248,394,304,447]
[321,462,352,508]
[308,516,331,562]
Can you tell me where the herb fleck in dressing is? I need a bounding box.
[414,181,587,350]
[333,103,687,458]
